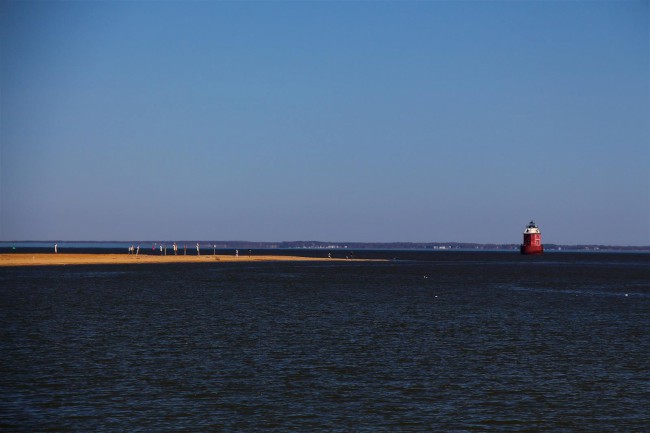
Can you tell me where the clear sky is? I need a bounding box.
[1,0,648,245]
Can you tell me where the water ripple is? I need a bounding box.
[1,253,648,431]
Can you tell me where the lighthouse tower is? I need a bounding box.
[520,220,543,255]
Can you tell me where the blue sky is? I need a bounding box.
[1,1,648,245]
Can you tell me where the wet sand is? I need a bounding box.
[0,253,378,267]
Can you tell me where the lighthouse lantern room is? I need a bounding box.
[520,220,543,255]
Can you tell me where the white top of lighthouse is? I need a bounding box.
[523,220,541,234]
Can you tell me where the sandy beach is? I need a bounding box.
[0,253,377,267]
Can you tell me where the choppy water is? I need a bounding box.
[1,252,648,431]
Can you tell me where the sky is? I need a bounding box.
[1,0,648,245]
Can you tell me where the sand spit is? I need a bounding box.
[0,253,381,267]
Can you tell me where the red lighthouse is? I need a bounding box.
[520,220,543,255]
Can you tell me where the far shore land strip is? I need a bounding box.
[0,253,383,267]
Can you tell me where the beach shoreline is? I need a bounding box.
[0,253,380,267]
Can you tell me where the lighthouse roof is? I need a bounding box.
[524,220,541,234]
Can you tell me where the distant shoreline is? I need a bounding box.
[0,253,382,268]
[1,241,648,252]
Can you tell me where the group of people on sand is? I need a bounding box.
[124,242,192,256]
[53,242,349,260]
[123,243,252,257]
[50,242,258,258]
[53,242,350,259]
[127,242,188,256]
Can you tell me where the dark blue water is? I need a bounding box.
[1,252,648,431]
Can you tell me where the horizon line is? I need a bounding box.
[1,240,649,249]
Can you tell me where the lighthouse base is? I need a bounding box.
[520,245,543,255]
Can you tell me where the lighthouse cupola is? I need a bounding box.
[520,220,543,255]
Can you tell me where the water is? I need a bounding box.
[1,252,648,431]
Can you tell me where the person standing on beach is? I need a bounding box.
[54,244,58,254]
[196,243,200,255]
[136,245,140,255]
[173,242,178,255]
